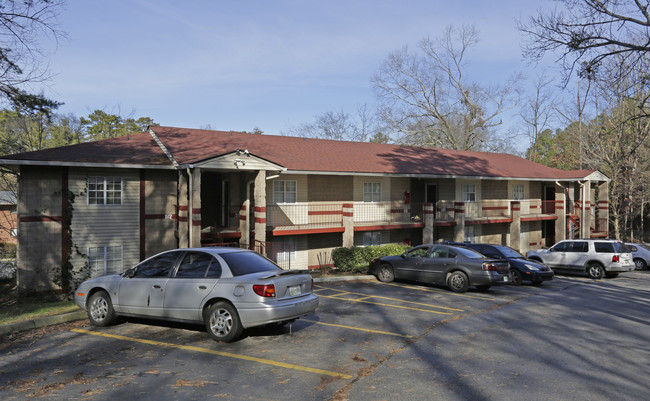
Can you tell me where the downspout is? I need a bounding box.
[187,165,194,247]
[246,179,255,248]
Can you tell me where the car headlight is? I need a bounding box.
[524,263,540,271]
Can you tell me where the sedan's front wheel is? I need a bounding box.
[87,290,116,326]
[447,271,469,293]
[510,269,523,286]
[205,302,243,343]
[377,264,395,283]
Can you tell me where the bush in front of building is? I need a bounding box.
[332,244,411,273]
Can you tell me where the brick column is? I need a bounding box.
[254,170,267,253]
[177,171,189,248]
[453,202,465,242]
[555,185,566,242]
[342,203,354,247]
[423,203,434,244]
[190,168,202,248]
[510,201,521,251]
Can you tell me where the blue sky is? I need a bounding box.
[38,0,557,138]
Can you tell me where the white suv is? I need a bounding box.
[526,239,634,279]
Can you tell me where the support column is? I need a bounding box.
[580,181,592,238]
[423,203,434,244]
[453,202,465,242]
[342,203,354,247]
[598,181,609,236]
[190,168,202,248]
[178,171,189,248]
[555,184,566,242]
[254,170,267,254]
[510,201,521,251]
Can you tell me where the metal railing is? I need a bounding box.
[353,202,423,224]
[267,203,343,228]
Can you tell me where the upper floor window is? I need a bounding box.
[273,180,297,204]
[462,184,476,202]
[513,184,525,200]
[88,177,122,205]
[363,182,381,202]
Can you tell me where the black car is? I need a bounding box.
[446,242,553,286]
[368,244,510,293]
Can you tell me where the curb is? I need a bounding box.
[0,310,88,337]
[0,275,375,336]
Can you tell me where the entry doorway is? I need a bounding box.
[425,184,437,218]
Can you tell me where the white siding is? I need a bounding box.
[69,168,140,274]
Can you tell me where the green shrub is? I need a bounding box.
[0,243,16,259]
[332,243,411,272]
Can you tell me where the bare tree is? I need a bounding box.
[288,104,381,142]
[519,0,650,82]
[372,25,520,151]
[521,72,558,160]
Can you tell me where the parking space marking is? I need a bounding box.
[376,282,497,300]
[302,319,413,338]
[314,286,464,314]
[71,328,352,379]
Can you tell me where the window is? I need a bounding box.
[594,242,615,253]
[513,184,524,200]
[88,177,122,205]
[88,245,123,276]
[134,252,178,277]
[462,184,476,202]
[363,182,381,202]
[273,180,297,204]
[277,237,297,261]
[175,252,220,278]
[363,231,381,247]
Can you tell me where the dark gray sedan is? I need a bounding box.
[368,244,510,292]
[75,248,319,342]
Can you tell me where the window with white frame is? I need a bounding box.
[462,184,476,202]
[88,245,123,277]
[273,180,297,204]
[513,184,525,200]
[277,237,296,262]
[363,182,381,202]
[88,177,123,205]
[363,231,382,246]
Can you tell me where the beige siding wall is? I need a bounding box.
[436,179,455,200]
[307,175,353,201]
[307,233,342,268]
[390,177,411,200]
[17,166,63,293]
[353,176,391,201]
[68,168,141,277]
[144,170,177,257]
[483,180,508,199]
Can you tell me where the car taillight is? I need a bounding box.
[482,262,498,271]
[612,255,619,263]
[253,284,276,297]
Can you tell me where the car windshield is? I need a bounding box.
[219,251,282,276]
[455,247,486,259]
[494,245,524,258]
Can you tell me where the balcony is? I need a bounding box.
[353,202,423,227]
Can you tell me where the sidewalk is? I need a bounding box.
[0,275,374,337]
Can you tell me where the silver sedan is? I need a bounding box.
[75,247,319,342]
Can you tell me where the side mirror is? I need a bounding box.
[401,253,407,259]
[125,268,135,278]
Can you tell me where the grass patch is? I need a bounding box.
[0,301,79,325]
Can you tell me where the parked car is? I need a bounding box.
[445,242,553,286]
[526,239,634,279]
[368,244,510,293]
[75,248,319,342]
[626,243,650,270]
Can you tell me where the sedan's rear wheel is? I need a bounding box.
[87,290,116,326]
[447,271,469,293]
[634,258,647,270]
[586,263,604,279]
[510,269,523,286]
[205,302,243,343]
[377,264,395,283]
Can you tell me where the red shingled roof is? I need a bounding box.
[0,125,596,180]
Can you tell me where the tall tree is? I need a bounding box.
[289,104,380,142]
[0,0,65,109]
[372,25,520,151]
[80,110,156,141]
[519,0,650,83]
[520,72,558,160]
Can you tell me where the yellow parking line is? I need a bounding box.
[377,282,496,300]
[315,286,465,312]
[71,328,352,379]
[316,293,454,315]
[302,319,413,338]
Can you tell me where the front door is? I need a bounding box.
[426,184,437,218]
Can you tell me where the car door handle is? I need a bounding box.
[198,285,207,290]
[153,285,161,289]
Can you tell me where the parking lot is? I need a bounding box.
[2,271,650,400]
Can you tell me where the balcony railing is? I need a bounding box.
[353,202,423,224]
[464,200,511,219]
[517,200,556,215]
[267,203,343,229]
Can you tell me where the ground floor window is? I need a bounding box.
[88,245,123,277]
[363,231,382,246]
